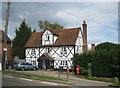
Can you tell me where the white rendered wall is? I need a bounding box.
[42,30,58,45]
[75,29,83,54]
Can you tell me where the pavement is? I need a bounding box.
[18,70,112,87]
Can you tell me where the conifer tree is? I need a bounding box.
[12,20,32,59]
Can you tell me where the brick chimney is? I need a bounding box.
[91,44,95,53]
[82,20,87,53]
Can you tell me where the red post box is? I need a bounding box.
[76,65,80,74]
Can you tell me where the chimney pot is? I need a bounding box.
[91,44,95,53]
[83,20,86,24]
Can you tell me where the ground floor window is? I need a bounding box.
[31,60,36,65]
[60,60,67,66]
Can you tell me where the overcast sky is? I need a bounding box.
[0,1,119,47]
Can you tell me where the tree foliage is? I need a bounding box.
[92,42,120,77]
[38,20,64,31]
[73,42,120,78]
[73,52,94,70]
[12,20,32,59]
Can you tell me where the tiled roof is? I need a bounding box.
[0,30,11,43]
[25,32,42,47]
[25,27,81,48]
[37,53,54,61]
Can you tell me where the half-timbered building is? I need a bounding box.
[25,21,87,69]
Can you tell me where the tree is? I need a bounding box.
[92,42,120,77]
[33,29,36,32]
[38,20,64,31]
[73,42,120,77]
[12,20,32,59]
[73,51,94,75]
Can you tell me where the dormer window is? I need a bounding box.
[42,30,58,45]
[46,35,49,41]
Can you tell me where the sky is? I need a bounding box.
[0,0,119,49]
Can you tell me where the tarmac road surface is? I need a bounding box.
[2,75,72,88]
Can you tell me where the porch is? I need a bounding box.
[37,53,54,70]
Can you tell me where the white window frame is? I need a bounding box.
[60,47,67,57]
[31,49,36,57]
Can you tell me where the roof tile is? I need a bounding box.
[25,27,81,47]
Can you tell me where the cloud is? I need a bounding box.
[1,2,118,44]
[1,0,120,2]
[19,15,24,19]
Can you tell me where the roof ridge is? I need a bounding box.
[25,27,81,48]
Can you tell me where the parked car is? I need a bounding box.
[15,62,38,71]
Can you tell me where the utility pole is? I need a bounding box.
[3,0,10,70]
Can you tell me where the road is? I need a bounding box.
[2,75,113,88]
[2,75,71,88]
[22,71,112,86]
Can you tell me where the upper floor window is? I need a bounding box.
[46,35,50,41]
[31,49,36,57]
[45,47,51,54]
[60,47,67,57]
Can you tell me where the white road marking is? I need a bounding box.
[4,75,14,78]
[19,78,33,81]
[41,81,58,85]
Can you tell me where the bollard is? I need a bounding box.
[42,69,44,75]
[67,67,69,80]
[58,71,60,78]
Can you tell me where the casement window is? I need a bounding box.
[60,47,67,57]
[45,47,51,53]
[46,34,50,41]
[61,61,63,65]
[31,60,36,65]
[50,62,53,66]
[31,49,36,57]
[65,61,68,65]
[60,60,68,66]
[77,46,79,52]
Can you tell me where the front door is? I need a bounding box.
[42,60,46,70]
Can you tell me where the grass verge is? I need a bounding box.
[110,82,120,87]
[3,70,71,85]
[75,75,115,83]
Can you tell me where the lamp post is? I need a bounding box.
[3,48,7,70]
